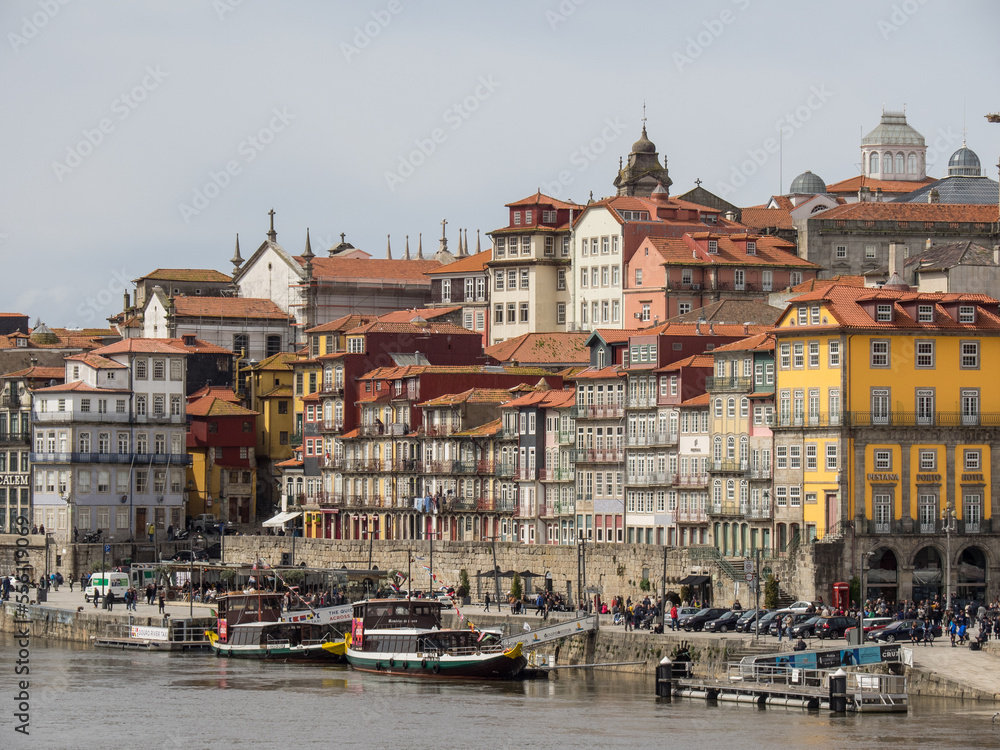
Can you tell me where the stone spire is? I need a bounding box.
[403,235,411,260]
[267,208,277,243]
[417,233,424,260]
[458,228,467,257]
[231,234,244,271]
[302,228,315,277]
[386,234,392,260]
[476,228,482,254]
[438,218,448,254]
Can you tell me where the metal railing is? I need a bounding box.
[572,448,624,463]
[843,411,1000,428]
[571,404,624,419]
[705,376,753,392]
[31,452,192,465]
[625,432,678,447]
[672,474,709,487]
[626,471,669,487]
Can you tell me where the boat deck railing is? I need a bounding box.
[420,643,508,657]
[726,662,906,697]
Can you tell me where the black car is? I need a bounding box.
[870,619,942,643]
[170,549,209,562]
[756,610,783,634]
[769,612,813,636]
[703,610,742,633]
[814,616,854,639]
[735,608,770,633]
[681,607,730,632]
[790,615,823,638]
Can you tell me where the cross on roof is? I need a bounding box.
[441,218,447,238]
[694,178,702,187]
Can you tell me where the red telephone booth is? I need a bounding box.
[832,581,849,610]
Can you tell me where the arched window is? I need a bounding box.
[727,397,736,418]
[870,152,879,174]
[713,436,722,461]
[597,348,606,368]
[727,436,736,459]
[714,399,723,418]
[713,480,722,505]
[895,153,904,174]
[907,153,917,174]
[740,435,749,464]
[883,151,893,173]
[740,398,749,418]
[727,479,735,500]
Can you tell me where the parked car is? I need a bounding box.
[870,619,942,643]
[843,617,894,643]
[169,549,210,562]
[756,610,783,634]
[681,607,730,632]
[189,514,218,534]
[703,610,742,633]
[735,608,770,633]
[813,616,855,639]
[786,600,821,613]
[790,615,823,638]
[768,613,813,636]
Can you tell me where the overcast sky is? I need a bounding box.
[3,0,999,328]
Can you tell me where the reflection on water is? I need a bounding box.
[4,634,1000,749]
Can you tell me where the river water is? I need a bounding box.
[3,634,1000,749]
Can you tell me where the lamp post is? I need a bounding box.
[857,549,875,645]
[943,500,956,611]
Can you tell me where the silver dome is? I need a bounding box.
[789,170,827,195]
[948,146,981,177]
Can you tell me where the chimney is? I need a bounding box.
[926,238,933,250]
[888,242,898,277]
[743,323,749,335]
[927,188,940,204]
[875,187,883,202]
[859,186,870,202]
[695,319,703,335]
[708,322,715,335]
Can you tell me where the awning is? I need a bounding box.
[262,511,302,527]
[679,574,711,587]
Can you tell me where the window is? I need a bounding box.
[808,342,819,368]
[779,343,790,369]
[828,340,840,367]
[581,238,588,256]
[524,210,532,224]
[507,303,516,323]
[266,335,282,356]
[678,303,691,315]
[792,343,804,369]
[916,388,934,425]
[826,443,838,470]
[513,211,521,225]
[580,267,588,288]
[870,340,889,368]
[634,269,643,286]
[961,389,980,425]
[789,445,801,469]
[875,304,892,322]
[959,306,976,324]
[919,450,936,470]
[612,266,620,286]
[798,307,808,325]
[961,341,979,369]
[495,237,505,257]
[544,237,554,256]
[746,240,756,254]
[789,486,801,507]
[116,398,126,414]
[520,268,529,289]
[805,444,817,471]
[865,245,877,259]
[495,271,504,291]
[441,279,451,302]
[135,360,147,379]
[521,236,531,255]
[918,305,934,323]
[507,269,517,289]
[835,245,847,258]
[612,300,620,323]
[776,446,787,469]
[871,388,890,424]
[135,396,145,416]
[775,486,787,506]
[601,266,609,286]
[964,449,981,470]
[915,340,935,368]
[494,304,503,324]
[519,302,529,323]
[556,303,566,325]
[557,268,566,290]
[829,389,841,423]
[874,450,891,470]
[810,306,820,325]
[561,236,570,256]
[707,240,718,254]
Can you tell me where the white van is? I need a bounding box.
[130,568,156,589]
[85,572,129,603]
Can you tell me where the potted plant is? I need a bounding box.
[457,569,471,605]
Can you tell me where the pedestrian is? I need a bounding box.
[923,618,934,647]
[158,589,165,614]
[670,603,679,631]
[484,592,491,612]
[167,524,174,541]
[105,590,114,612]
[69,576,74,593]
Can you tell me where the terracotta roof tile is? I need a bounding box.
[811,201,998,223]
[680,393,710,406]
[64,353,128,368]
[645,234,818,269]
[305,314,376,334]
[417,388,514,407]
[504,191,581,209]
[171,297,288,320]
[163,337,233,355]
[254,352,298,371]
[739,206,794,231]
[259,384,293,398]
[1,366,65,379]
[187,395,258,417]
[788,275,865,293]
[33,381,129,393]
[655,354,715,372]
[373,307,463,323]
[300,256,441,283]
[570,366,625,380]
[424,249,492,275]
[346,321,475,336]
[136,268,232,283]
[451,417,502,437]
[91,339,190,356]
[187,385,239,402]
[501,388,576,409]
[710,332,775,353]
[485,332,590,366]
[824,175,936,195]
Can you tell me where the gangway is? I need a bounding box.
[501,614,599,649]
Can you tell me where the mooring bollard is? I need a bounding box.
[829,668,847,714]
[656,656,672,701]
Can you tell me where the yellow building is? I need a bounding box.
[774,284,1000,605]
[250,352,298,461]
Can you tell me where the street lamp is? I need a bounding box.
[856,549,875,644]
[943,500,956,611]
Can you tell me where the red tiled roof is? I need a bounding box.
[187,395,258,417]
[739,207,794,231]
[643,321,769,338]
[163,337,232,355]
[501,388,576,410]
[253,352,298,371]
[680,393,710,407]
[259,384,293,398]
[358,364,555,381]
[300,257,441,283]
[505,191,581,210]
[570,366,625,380]
[711,332,775,353]
[137,268,232,283]
[825,175,936,195]
[275,457,303,468]
[485,332,589,365]
[451,417,502,437]
[812,201,998,223]
[305,314,376,334]
[33,381,129,393]
[783,285,1000,331]
[2,366,66,379]
[644,234,818,269]
[187,385,239,403]
[91,339,192,356]
[375,307,463,323]
[64,353,128,368]
[591,328,641,344]
[346,321,475,336]
[655,354,715,372]
[417,388,513,407]
[171,297,288,320]
[424,249,492,276]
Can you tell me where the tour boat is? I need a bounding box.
[205,590,346,661]
[345,597,526,679]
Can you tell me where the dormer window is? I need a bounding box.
[513,211,521,226]
[917,304,934,323]
[542,210,557,223]
[876,304,893,322]
[797,307,808,325]
[495,237,505,257]
[959,305,976,324]
[524,210,533,224]
[810,306,820,325]
[746,241,756,254]
[707,240,718,254]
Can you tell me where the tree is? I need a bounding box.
[457,569,470,598]
[764,574,779,609]
[511,572,522,602]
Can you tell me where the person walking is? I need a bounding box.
[670,603,679,631]
[158,589,166,614]
[484,592,491,612]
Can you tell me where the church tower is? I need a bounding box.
[614,123,671,197]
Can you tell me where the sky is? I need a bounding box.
[3,0,1000,328]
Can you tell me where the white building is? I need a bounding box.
[30,340,190,542]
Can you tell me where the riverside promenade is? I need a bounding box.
[8,588,1000,701]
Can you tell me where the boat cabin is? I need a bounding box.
[352,598,444,630]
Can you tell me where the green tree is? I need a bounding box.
[457,569,470,598]
[764,574,779,609]
[511,572,522,601]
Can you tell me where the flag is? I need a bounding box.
[523,622,531,632]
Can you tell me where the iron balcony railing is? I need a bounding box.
[625,432,678,447]
[671,474,709,487]
[571,404,624,419]
[675,509,708,523]
[710,459,749,473]
[0,432,31,445]
[769,412,841,428]
[843,411,1000,428]
[572,448,624,463]
[705,376,753,392]
[626,471,669,487]
[540,468,575,481]
[31,452,192,466]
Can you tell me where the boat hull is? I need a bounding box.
[345,642,526,680]
[206,632,345,662]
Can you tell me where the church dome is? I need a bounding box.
[862,111,925,147]
[948,145,981,177]
[631,125,656,154]
[789,170,827,195]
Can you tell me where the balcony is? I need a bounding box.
[843,411,1000,428]
[321,419,344,432]
[540,468,575,481]
[391,459,424,473]
[626,472,669,487]
[705,376,753,392]
[496,463,515,477]
[572,448,624,464]
[676,509,708,523]
[770,412,842,428]
[553,500,575,515]
[747,467,772,480]
[319,383,344,396]
[31,452,193,466]
[710,501,746,517]
[422,423,458,437]
[745,504,773,520]
[576,492,594,504]
[556,430,575,445]
[626,432,678,447]
[501,426,519,440]
[710,459,748,473]
[0,432,30,445]
[571,404,624,419]
[672,474,709,487]
[626,395,658,409]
